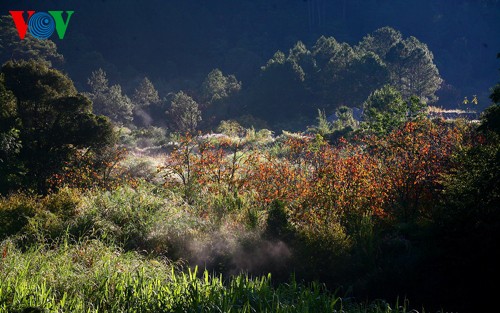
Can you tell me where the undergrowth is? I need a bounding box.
[0,239,425,313]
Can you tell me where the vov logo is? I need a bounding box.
[9,11,74,40]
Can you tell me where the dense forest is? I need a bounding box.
[1,1,500,312]
[1,0,499,115]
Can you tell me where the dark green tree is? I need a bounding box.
[200,69,242,125]
[311,36,354,106]
[431,57,500,312]
[246,49,313,125]
[0,74,18,146]
[328,105,359,141]
[357,26,402,59]
[201,69,241,105]
[477,103,500,136]
[311,36,388,109]
[358,27,442,104]
[489,53,500,105]
[133,77,160,109]
[385,36,442,103]
[361,85,407,136]
[362,86,427,137]
[333,105,358,131]
[167,91,201,134]
[478,54,500,134]
[406,95,428,120]
[0,73,23,192]
[132,77,161,126]
[311,36,346,71]
[0,60,114,193]
[216,120,245,137]
[0,15,64,67]
[307,109,334,137]
[336,52,389,107]
[86,69,134,125]
[491,84,500,105]
[287,41,316,82]
[435,105,499,312]
[87,68,108,95]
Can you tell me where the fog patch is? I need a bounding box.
[186,231,292,276]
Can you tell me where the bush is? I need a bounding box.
[43,188,82,220]
[265,200,292,239]
[119,154,163,184]
[0,189,83,245]
[428,133,500,312]
[67,183,204,257]
[0,193,39,240]
[77,184,166,250]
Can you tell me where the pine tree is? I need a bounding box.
[362,85,407,135]
[385,37,442,103]
[167,91,201,133]
[133,77,160,108]
[86,69,134,125]
[201,69,241,105]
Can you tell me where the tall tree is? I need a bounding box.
[167,91,201,134]
[489,53,500,105]
[357,26,402,59]
[334,52,389,107]
[385,36,442,103]
[0,60,114,193]
[0,73,23,192]
[358,27,442,103]
[86,69,134,125]
[311,36,354,104]
[435,91,500,313]
[247,50,312,123]
[245,28,439,128]
[333,105,358,131]
[311,36,389,108]
[201,69,241,105]
[132,77,161,126]
[200,69,242,124]
[133,77,160,108]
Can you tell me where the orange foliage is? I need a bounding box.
[161,118,473,229]
[367,118,472,220]
[195,139,246,196]
[48,147,128,191]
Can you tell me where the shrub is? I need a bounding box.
[0,189,82,245]
[77,184,166,250]
[119,154,163,184]
[0,193,39,240]
[265,200,292,239]
[43,188,82,220]
[63,183,205,257]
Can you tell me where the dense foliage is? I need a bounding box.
[0,4,499,311]
[0,61,114,193]
[2,102,498,311]
[2,0,497,109]
[244,28,441,125]
[2,4,495,130]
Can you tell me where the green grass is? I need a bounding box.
[0,239,424,313]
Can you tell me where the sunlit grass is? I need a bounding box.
[0,238,426,313]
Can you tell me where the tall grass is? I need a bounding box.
[0,239,424,313]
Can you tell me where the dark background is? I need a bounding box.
[1,0,499,108]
